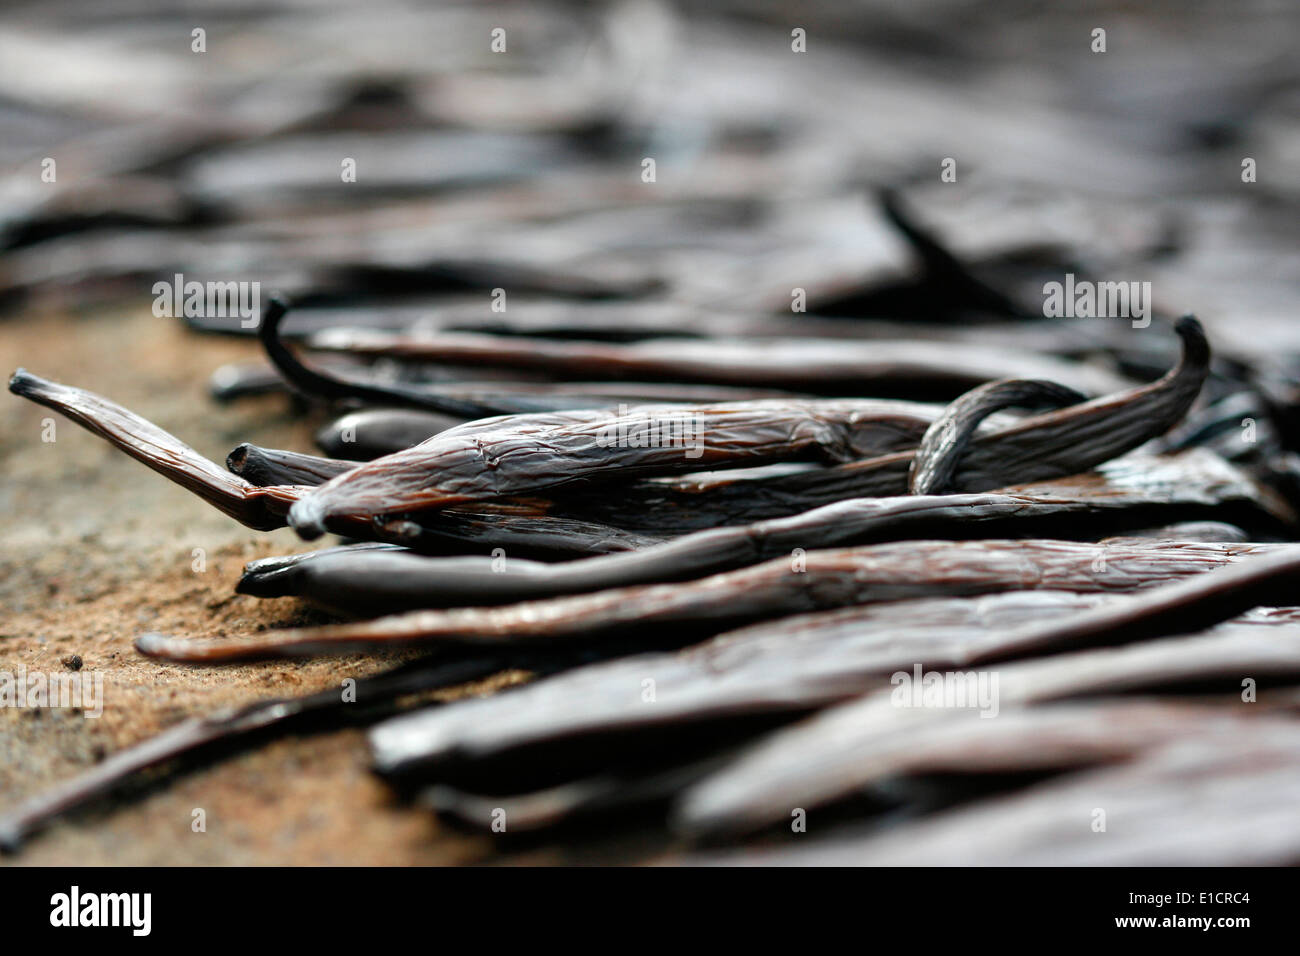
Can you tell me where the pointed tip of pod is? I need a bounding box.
[134,632,169,657]
[235,562,297,598]
[256,294,290,335]
[1174,314,1209,365]
[287,497,328,540]
[0,821,22,856]
[225,442,251,474]
[8,367,33,395]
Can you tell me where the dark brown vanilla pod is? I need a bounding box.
[404,510,665,558]
[8,369,300,531]
[0,655,509,854]
[564,317,1213,528]
[259,297,536,418]
[241,542,405,577]
[283,396,948,539]
[364,553,1300,780]
[908,379,1086,493]
[301,325,1132,399]
[135,539,1286,662]
[675,609,1300,840]
[420,754,733,834]
[222,350,807,412]
[416,703,1267,834]
[714,727,1300,867]
[435,703,1300,839]
[1101,521,1250,543]
[679,707,1300,859]
[227,443,359,486]
[364,591,1116,778]
[260,299,798,418]
[316,408,468,458]
[236,456,1279,613]
[7,369,655,557]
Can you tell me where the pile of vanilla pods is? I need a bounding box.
[4,0,1300,863]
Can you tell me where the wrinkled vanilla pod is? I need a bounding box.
[676,608,1300,838]
[363,551,1300,779]
[8,369,301,532]
[908,379,1085,493]
[284,396,949,539]
[678,706,1300,855]
[7,370,655,558]
[429,703,1270,835]
[235,453,1277,613]
[559,317,1211,529]
[135,539,1285,662]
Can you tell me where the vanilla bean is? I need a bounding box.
[877,187,1032,318]
[364,551,1300,779]
[680,710,1300,862]
[908,379,1085,493]
[561,317,1211,529]
[236,453,1276,613]
[8,369,300,532]
[316,408,468,458]
[136,539,1285,662]
[259,297,533,418]
[676,615,1300,839]
[227,443,359,486]
[7,371,655,557]
[285,396,946,540]
[302,325,1130,400]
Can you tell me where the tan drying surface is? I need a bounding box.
[0,305,554,865]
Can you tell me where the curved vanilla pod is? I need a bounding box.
[563,316,1212,529]
[6,370,653,557]
[225,354,804,415]
[878,187,1031,318]
[364,599,1295,784]
[908,379,1086,494]
[259,296,540,418]
[8,369,300,531]
[134,539,1283,662]
[0,655,508,854]
[674,554,1300,838]
[227,443,359,486]
[235,458,1272,613]
[284,396,946,540]
[261,298,790,418]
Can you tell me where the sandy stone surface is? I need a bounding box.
[0,304,585,865]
